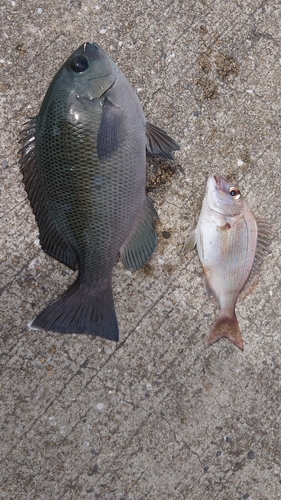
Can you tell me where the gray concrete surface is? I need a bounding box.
[1,0,281,498]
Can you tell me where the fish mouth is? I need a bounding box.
[212,174,230,193]
[213,174,223,190]
[206,174,222,195]
[83,42,104,58]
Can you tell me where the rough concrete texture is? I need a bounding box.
[1,0,281,498]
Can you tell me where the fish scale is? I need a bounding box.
[37,78,141,281]
[19,42,180,340]
[184,174,271,351]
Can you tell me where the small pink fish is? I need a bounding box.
[184,175,271,351]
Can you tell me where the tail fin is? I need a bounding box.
[32,280,119,341]
[206,312,244,351]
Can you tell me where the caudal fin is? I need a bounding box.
[206,312,244,351]
[32,280,119,341]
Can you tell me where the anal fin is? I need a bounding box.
[146,121,180,160]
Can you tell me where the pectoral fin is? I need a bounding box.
[97,97,126,159]
[183,230,197,253]
[146,121,180,160]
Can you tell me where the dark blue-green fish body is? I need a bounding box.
[19,42,179,340]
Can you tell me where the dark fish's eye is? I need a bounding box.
[229,187,241,199]
[70,56,89,73]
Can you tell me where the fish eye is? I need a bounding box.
[70,56,89,73]
[229,187,241,199]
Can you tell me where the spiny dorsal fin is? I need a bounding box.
[19,118,77,270]
[240,217,272,299]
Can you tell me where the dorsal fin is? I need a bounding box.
[19,118,77,270]
[240,217,272,299]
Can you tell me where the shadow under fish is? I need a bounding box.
[19,42,180,341]
[184,175,272,351]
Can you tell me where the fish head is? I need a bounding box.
[62,42,118,100]
[205,175,243,217]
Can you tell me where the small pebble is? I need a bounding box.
[162,231,171,239]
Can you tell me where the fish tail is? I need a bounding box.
[206,312,244,351]
[32,280,119,341]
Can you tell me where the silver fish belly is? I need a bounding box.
[184,175,271,351]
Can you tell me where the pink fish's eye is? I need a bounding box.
[229,187,241,199]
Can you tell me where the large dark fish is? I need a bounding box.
[184,175,271,351]
[19,42,179,341]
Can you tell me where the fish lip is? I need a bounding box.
[212,174,223,191]
[206,174,221,197]
[210,174,230,194]
[83,42,116,66]
[213,174,219,185]
[84,42,103,56]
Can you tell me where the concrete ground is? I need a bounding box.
[1,0,281,498]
